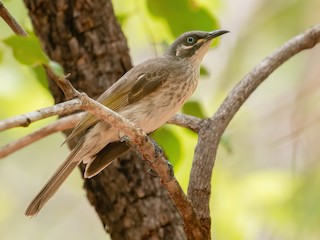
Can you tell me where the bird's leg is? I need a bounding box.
[118,130,129,142]
[119,131,174,178]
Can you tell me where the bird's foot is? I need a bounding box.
[147,160,174,178]
[119,131,130,142]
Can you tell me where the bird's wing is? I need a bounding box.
[65,65,170,143]
[127,71,169,103]
[82,70,170,177]
[84,142,130,178]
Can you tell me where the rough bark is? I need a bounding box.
[24,0,186,239]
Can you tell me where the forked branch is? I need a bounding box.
[188,24,320,234]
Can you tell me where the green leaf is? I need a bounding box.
[200,65,209,76]
[48,61,65,76]
[182,101,205,118]
[3,34,48,65]
[146,0,219,37]
[152,127,181,165]
[32,65,48,89]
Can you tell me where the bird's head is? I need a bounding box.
[166,30,229,65]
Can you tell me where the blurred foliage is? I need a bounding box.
[31,65,48,89]
[146,0,219,37]
[1,0,320,239]
[200,65,209,76]
[3,34,50,90]
[3,34,48,65]
[182,100,205,118]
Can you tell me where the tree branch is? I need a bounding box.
[0,113,81,158]
[78,91,203,238]
[168,113,202,132]
[0,99,81,131]
[44,65,77,100]
[0,1,27,36]
[188,24,320,233]
[0,110,199,159]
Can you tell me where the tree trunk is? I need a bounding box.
[24,0,186,239]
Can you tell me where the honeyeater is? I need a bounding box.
[25,29,229,216]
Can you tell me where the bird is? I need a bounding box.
[25,29,229,216]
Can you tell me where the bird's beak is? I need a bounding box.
[206,30,229,40]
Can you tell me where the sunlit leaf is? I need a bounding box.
[32,65,48,89]
[48,61,65,76]
[200,65,209,76]
[146,0,219,37]
[3,34,48,65]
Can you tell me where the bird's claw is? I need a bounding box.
[148,160,174,179]
[166,160,174,178]
[120,135,130,143]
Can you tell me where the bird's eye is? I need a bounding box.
[186,36,195,44]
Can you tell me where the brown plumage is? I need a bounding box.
[25,30,229,216]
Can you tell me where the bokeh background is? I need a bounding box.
[1,0,320,239]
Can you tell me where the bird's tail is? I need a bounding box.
[25,139,84,217]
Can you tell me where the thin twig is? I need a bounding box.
[0,113,81,158]
[43,65,76,100]
[0,99,81,131]
[0,1,27,36]
[0,112,201,160]
[188,24,320,232]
